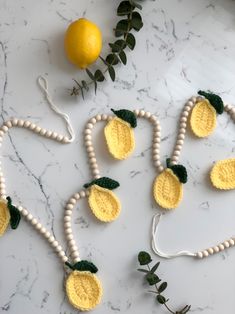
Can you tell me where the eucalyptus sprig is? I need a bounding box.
[137,251,191,314]
[71,0,144,97]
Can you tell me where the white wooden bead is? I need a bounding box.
[178,134,185,140]
[91,163,98,170]
[208,248,214,255]
[22,209,28,216]
[101,114,107,120]
[176,139,184,146]
[196,96,203,102]
[173,150,180,157]
[68,239,76,246]
[64,216,71,222]
[5,121,12,128]
[18,120,24,127]
[85,140,92,147]
[74,193,80,200]
[86,123,94,129]
[64,222,71,229]
[85,190,90,196]
[197,252,203,259]
[59,250,65,257]
[90,157,97,164]
[52,240,59,248]
[96,114,102,121]
[70,245,78,253]
[203,250,209,257]
[223,241,230,248]
[171,156,178,162]
[93,169,100,176]
[62,137,69,143]
[45,130,52,138]
[66,234,73,240]
[69,198,76,205]
[0,183,6,189]
[51,132,58,139]
[31,218,38,225]
[133,109,139,116]
[154,160,161,167]
[184,105,191,112]
[80,190,86,198]
[41,227,46,234]
[87,146,94,153]
[2,126,8,132]
[145,111,151,118]
[154,131,161,138]
[27,214,33,221]
[84,129,92,135]
[139,110,145,117]
[157,165,164,172]
[12,118,18,126]
[175,144,182,151]
[88,151,95,158]
[24,120,31,128]
[65,227,72,235]
[187,101,194,107]
[219,244,225,251]
[0,131,4,137]
[55,245,63,252]
[213,246,219,253]
[153,143,160,149]
[153,137,160,144]
[72,251,79,258]
[150,115,157,123]
[36,223,42,230]
[229,239,235,246]
[182,111,189,118]
[66,203,74,210]
[153,148,160,155]
[190,96,197,103]
[61,256,68,262]
[180,117,187,123]
[180,122,187,129]
[40,128,47,136]
[45,231,51,238]
[179,128,186,134]
[48,236,55,243]
[85,135,92,141]
[90,118,97,124]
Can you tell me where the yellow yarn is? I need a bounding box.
[0,200,10,236]
[66,271,102,311]
[88,185,121,222]
[153,168,183,210]
[104,117,135,160]
[190,100,217,138]
[210,158,235,190]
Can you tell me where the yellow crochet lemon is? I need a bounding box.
[64,18,102,69]
[0,200,10,236]
[88,184,121,222]
[190,100,216,138]
[153,169,183,210]
[66,270,102,311]
[210,158,235,190]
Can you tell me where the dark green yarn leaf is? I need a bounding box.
[170,164,188,184]
[6,197,21,230]
[138,251,152,265]
[73,260,98,273]
[83,177,120,190]
[111,108,137,128]
[198,90,224,114]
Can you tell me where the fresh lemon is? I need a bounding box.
[0,199,10,236]
[66,270,102,311]
[88,184,121,222]
[64,18,102,69]
[153,168,183,210]
[190,100,216,138]
[210,158,235,190]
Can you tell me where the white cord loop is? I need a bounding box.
[38,76,75,143]
[151,213,196,258]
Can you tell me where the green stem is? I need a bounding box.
[147,264,175,314]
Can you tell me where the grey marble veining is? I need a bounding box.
[1,0,235,313]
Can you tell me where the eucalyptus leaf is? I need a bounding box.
[108,66,116,81]
[81,80,89,91]
[106,53,119,66]
[146,273,160,286]
[126,33,136,50]
[138,251,152,265]
[158,282,168,293]
[117,1,133,16]
[86,69,95,81]
[119,50,127,65]
[115,19,129,37]
[150,262,160,273]
[156,295,166,304]
[131,11,143,31]
[95,70,105,82]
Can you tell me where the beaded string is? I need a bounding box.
[152,99,235,259]
[0,76,75,265]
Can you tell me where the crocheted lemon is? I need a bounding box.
[190,91,224,138]
[210,158,235,190]
[65,260,102,311]
[0,200,10,236]
[153,160,187,210]
[64,18,102,69]
[105,109,137,160]
[0,197,21,236]
[84,177,121,222]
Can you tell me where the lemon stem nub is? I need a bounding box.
[111,108,137,128]
[198,90,224,114]
[84,177,120,190]
[6,196,21,230]
[166,159,188,184]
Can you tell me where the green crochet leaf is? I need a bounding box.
[73,260,98,273]
[83,177,120,190]
[170,164,188,184]
[198,90,224,114]
[6,197,21,230]
[111,108,137,128]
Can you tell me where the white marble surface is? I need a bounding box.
[1,0,235,313]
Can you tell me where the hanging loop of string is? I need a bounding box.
[37,76,75,143]
[151,213,196,258]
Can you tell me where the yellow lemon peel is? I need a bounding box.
[0,200,10,236]
[190,100,217,138]
[66,271,102,311]
[210,158,235,190]
[153,168,183,210]
[64,18,102,69]
[88,185,121,222]
[104,117,135,160]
